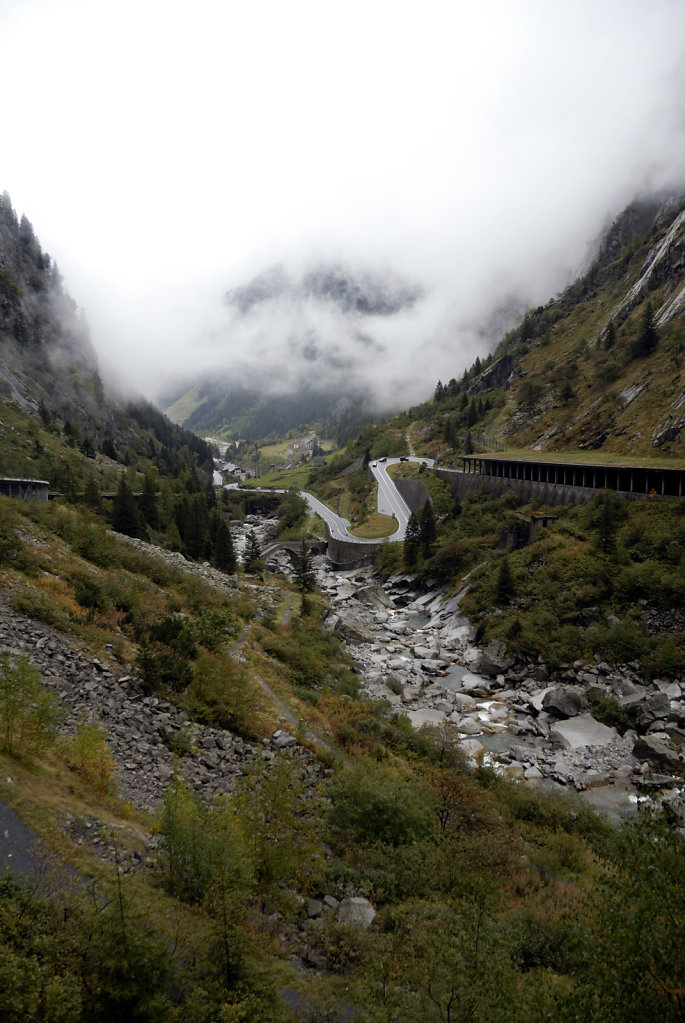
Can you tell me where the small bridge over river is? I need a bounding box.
[261,539,328,561]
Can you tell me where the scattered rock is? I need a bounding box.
[337,897,376,929]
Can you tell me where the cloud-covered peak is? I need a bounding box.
[226,261,422,319]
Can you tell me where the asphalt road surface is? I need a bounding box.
[300,490,379,543]
[0,794,48,878]
[240,455,435,545]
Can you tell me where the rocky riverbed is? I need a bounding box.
[2,515,682,833]
[314,562,685,818]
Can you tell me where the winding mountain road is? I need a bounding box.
[301,456,433,543]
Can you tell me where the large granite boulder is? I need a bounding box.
[633,733,683,771]
[542,685,588,718]
[633,691,671,732]
[353,583,395,609]
[475,641,514,676]
[550,714,618,749]
[334,616,377,645]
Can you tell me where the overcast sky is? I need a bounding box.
[1,0,684,410]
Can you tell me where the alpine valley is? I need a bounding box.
[0,186,684,1023]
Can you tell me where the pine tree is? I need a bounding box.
[444,416,457,453]
[466,400,478,427]
[419,502,437,558]
[294,535,316,596]
[243,530,262,573]
[80,435,95,459]
[404,512,420,567]
[212,517,236,573]
[604,320,616,350]
[102,435,118,461]
[111,476,143,538]
[182,493,209,559]
[139,472,158,529]
[83,476,101,512]
[205,480,217,509]
[632,301,659,358]
[496,555,515,604]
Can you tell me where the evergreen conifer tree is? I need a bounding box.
[496,555,515,604]
[140,472,158,529]
[112,476,143,538]
[83,476,101,512]
[294,535,316,595]
[404,512,420,567]
[243,530,262,573]
[604,320,616,349]
[420,502,437,558]
[212,517,236,573]
[632,301,659,358]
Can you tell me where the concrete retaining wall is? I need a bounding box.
[326,534,379,568]
[394,477,431,512]
[435,468,597,506]
[0,478,49,502]
[434,468,669,507]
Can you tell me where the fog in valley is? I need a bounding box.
[1,0,684,411]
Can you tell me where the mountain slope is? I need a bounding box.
[0,191,213,487]
[493,193,685,456]
[411,191,685,461]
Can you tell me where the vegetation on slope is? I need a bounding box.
[0,189,683,1021]
[377,482,685,676]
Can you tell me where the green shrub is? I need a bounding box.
[10,587,69,630]
[0,653,59,758]
[137,641,193,694]
[508,906,581,974]
[185,650,257,736]
[74,579,107,619]
[156,774,252,904]
[641,634,685,679]
[148,615,197,659]
[585,616,649,664]
[258,616,354,691]
[328,761,435,847]
[60,714,117,794]
[194,606,239,651]
[0,499,22,564]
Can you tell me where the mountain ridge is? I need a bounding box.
[403,190,685,462]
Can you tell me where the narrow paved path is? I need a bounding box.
[0,796,49,878]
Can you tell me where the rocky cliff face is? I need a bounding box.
[0,191,102,425]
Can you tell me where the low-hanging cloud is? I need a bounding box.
[0,0,683,412]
